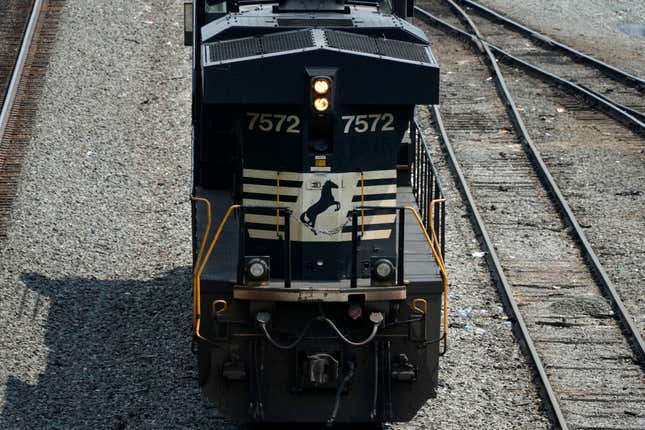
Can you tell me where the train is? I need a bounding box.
[185,0,448,424]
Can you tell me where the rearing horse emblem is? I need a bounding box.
[300,180,341,235]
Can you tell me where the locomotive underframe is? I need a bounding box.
[198,282,442,422]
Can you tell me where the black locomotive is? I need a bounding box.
[185,0,448,423]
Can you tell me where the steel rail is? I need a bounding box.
[0,0,43,146]
[456,0,645,90]
[418,0,645,427]
[439,0,645,372]
[429,105,568,429]
[413,7,645,134]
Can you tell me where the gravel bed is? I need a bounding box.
[0,0,234,428]
[477,0,645,76]
[499,63,645,337]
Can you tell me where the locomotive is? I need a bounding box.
[185,0,448,423]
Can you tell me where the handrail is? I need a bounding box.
[410,119,446,258]
[192,199,240,342]
[404,205,449,353]
[355,204,449,352]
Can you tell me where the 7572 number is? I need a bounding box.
[246,112,301,134]
[342,113,395,134]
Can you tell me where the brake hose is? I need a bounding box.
[256,312,384,350]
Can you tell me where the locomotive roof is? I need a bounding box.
[201,5,429,44]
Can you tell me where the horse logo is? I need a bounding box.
[300,180,341,235]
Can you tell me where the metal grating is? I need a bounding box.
[375,38,430,63]
[324,30,430,63]
[324,30,375,55]
[204,29,431,64]
[277,18,354,27]
[206,30,315,63]
[262,30,315,54]
[207,37,262,62]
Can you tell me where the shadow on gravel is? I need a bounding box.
[0,267,235,429]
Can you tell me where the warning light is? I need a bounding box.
[313,97,329,112]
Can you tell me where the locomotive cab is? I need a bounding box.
[188,0,448,423]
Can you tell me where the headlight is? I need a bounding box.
[246,257,269,282]
[374,259,394,280]
[313,78,330,95]
[313,97,329,112]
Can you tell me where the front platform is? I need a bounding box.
[193,182,442,292]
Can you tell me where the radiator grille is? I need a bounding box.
[207,37,262,62]
[262,30,315,54]
[325,30,430,63]
[206,30,315,63]
[205,29,431,64]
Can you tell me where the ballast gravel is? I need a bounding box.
[0,0,234,428]
[478,0,645,75]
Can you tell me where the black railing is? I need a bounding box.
[410,118,446,258]
[351,206,407,288]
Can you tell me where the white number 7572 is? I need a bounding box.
[341,113,395,134]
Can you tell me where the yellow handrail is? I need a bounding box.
[405,203,449,352]
[191,197,240,343]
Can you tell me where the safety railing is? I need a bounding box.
[410,119,446,258]
[352,204,448,352]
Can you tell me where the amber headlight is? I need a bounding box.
[313,78,330,95]
[313,97,330,112]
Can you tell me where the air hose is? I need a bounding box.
[256,312,384,350]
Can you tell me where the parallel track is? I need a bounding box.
[0,0,37,129]
[0,0,62,238]
[415,1,645,428]
[415,0,645,133]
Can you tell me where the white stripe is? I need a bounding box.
[243,169,302,181]
[362,170,397,180]
[356,184,397,195]
[341,230,393,240]
[243,199,298,208]
[245,214,285,225]
[249,229,393,241]
[245,213,396,226]
[248,229,286,240]
[357,214,397,224]
[359,199,398,207]
[243,184,300,196]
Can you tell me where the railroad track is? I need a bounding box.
[0,0,36,129]
[0,0,62,239]
[414,1,645,428]
[416,0,645,133]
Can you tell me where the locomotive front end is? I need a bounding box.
[188,0,447,423]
